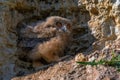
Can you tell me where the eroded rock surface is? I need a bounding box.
[0,0,120,80]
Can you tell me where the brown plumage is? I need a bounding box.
[29,16,73,66]
[33,16,72,38]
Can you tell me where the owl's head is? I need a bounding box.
[56,21,72,34]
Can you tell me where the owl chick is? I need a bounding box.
[29,16,73,67]
[33,16,72,38]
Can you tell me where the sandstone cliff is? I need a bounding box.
[0,0,120,80]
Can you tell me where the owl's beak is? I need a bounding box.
[60,25,67,32]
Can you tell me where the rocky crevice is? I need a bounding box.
[1,0,120,80]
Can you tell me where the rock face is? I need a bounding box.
[0,0,120,80]
[79,0,115,39]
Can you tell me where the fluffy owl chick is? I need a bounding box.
[29,17,72,67]
[33,16,72,38]
[29,33,69,62]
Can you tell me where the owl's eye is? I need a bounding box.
[66,23,71,29]
[56,22,62,28]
